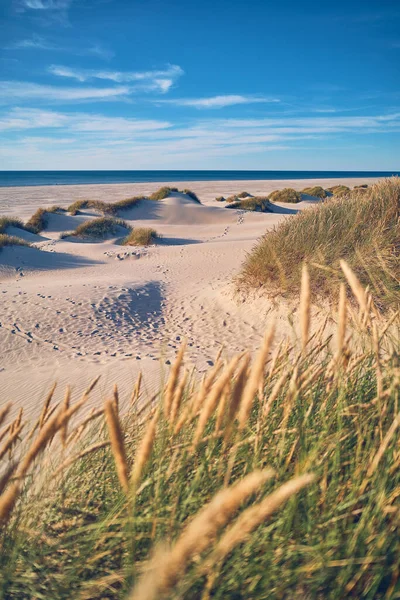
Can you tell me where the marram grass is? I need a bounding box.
[0,264,399,599]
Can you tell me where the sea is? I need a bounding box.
[0,170,399,188]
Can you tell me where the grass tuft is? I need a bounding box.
[226,197,272,212]
[237,178,400,307]
[182,189,201,203]
[215,196,226,202]
[70,217,130,239]
[122,227,160,246]
[149,187,179,201]
[301,186,327,198]
[269,188,302,203]
[327,185,351,197]
[0,234,30,250]
[0,217,26,234]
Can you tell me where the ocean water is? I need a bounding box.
[0,170,398,187]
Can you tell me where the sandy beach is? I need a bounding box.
[0,177,380,419]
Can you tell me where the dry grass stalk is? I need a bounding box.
[113,384,119,413]
[223,355,250,443]
[337,283,347,356]
[363,411,400,487]
[0,482,20,525]
[0,403,11,430]
[66,408,104,446]
[131,408,159,488]
[300,263,311,350]
[0,425,23,461]
[164,341,186,419]
[104,399,130,495]
[0,423,12,445]
[263,370,289,418]
[215,382,230,433]
[170,370,189,425]
[39,382,57,429]
[340,260,369,315]
[61,386,71,448]
[130,372,142,408]
[237,324,275,430]
[130,469,274,600]
[192,355,241,447]
[207,473,315,566]
[0,462,17,496]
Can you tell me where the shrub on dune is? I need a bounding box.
[70,217,130,239]
[226,197,272,212]
[301,186,327,198]
[354,184,369,189]
[112,196,147,211]
[269,188,302,203]
[237,191,252,198]
[0,217,26,234]
[25,208,49,233]
[0,234,31,250]
[182,189,201,203]
[215,196,226,202]
[326,185,350,197]
[67,199,115,216]
[122,227,160,246]
[238,178,400,306]
[149,186,179,201]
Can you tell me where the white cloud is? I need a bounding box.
[48,64,184,93]
[0,81,131,102]
[5,35,114,60]
[158,95,280,109]
[18,0,72,9]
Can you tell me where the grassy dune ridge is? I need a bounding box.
[0,264,399,599]
[238,178,400,307]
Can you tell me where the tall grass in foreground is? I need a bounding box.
[0,264,399,599]
[238,178,400,308]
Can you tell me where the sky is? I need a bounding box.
[0,0,399,170]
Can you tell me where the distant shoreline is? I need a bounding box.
[0,170,399,188]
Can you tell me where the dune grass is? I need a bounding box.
[69,217,130,239]
[215,196,226,202]
[25,208,49,234]
[226,196,272,212]
[67,199,116,216]
[237,178,400,307]
[269,188,302,203]
[0,217,26,234]
[0,269,399,599]
[301,186,327,198]
[182,189,201,203]
[122,227,160,246]
[113,196,147,211]
[327,185,351,197]
[149,186,179,201]
[0,233,30,250]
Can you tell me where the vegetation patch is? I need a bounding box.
[149,186,179,201]
[269,188,302,203]
[0,217,27,234]
[182,188,201,203]
[122,227,160,246]
[226,197,272,212]
[237,178,400,307]
[215,196,226,202]
[237,191,252,198]
[69,217,130,239]
[0,277,399,599]
[0,233,31,250]
[25,208,49,233]
[327,185,350,196]
[112,196,146,211]
[67,199,116,216]
[301,186,327,198]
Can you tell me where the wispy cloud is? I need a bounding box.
[48,64,184,92]
[17,0,73,10]
[157,95,280,109]
[5,34,114,60]
[0,81,131,103]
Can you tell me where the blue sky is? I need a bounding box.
[0,0,399,170]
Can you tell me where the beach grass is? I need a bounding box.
[0,269,399,599]
[69,217,130,239]
[122,227,160,246]
[301,186,327,198]
[327,185,351,197]
[0,233,31,250]
[0,217,27,234]
[269,188,302,203]
[215,196,226,202]
[149,186,179,201]
[226,196,272,212]
[237,178,400,308]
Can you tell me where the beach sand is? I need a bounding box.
[0,177,380,419]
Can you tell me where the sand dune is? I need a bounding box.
[0,179,378,420]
